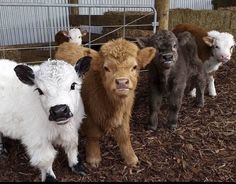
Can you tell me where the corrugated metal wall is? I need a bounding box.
[0,0,213,46]
[0,0,70,46]
[170,0,212,10]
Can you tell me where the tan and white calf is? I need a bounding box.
[173,23,235,97]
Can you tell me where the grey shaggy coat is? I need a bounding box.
[137,30,207,130]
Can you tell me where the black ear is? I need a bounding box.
[14,65,35,86]
[136,37,150,48]
[75,56,92,77]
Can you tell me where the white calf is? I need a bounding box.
[0,58,91,182]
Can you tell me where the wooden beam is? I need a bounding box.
[155,0,169,30]
[69,0,79,19]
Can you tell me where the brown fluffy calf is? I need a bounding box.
[80,38,156,167]
[54,42,98,65]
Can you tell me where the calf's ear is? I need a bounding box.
[14,65,35,86]
[177,31,192,46]
[82,48,101,71]
[55,31,70,45]
[82,30,88,37]
[137,47,156,68]
[75,56,92,77]
[136,37,150,48]
[203,36,214,47]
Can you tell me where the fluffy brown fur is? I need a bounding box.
[172,23,212,62]
[54,42,98,65]
[80,38,156,167]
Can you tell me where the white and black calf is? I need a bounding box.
[0,58,91,182]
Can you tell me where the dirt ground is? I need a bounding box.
[0,53,235,182]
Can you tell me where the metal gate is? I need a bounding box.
[0,2,157,63]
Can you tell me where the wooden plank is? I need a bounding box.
[69,0,79,17]
[155,0,169,30]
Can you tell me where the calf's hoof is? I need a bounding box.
[169,124,177,130]
[148,114,158,131]
[209,92,217,97]
[86,156,101,168]
[195,101,204,108]
[44,173,58,182]
[72,155,88,176]
[0,145,8,159]
[147,124,157,131]
[167,121,177,130]
[72,162,87,176]
[189,89,196,97]
[126,155,139,167]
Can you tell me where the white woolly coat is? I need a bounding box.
[0,59,84,169]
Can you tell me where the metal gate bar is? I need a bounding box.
[0,2,157,63]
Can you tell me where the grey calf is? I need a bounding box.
[137,30,206,130]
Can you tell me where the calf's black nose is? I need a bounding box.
[162,54,173,61]
[49,104,73,122]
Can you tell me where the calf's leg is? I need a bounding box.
[0,133,7,159]
[113,118,138,167]
[208,74,217,97]
[84,120,103,168]
[167,85,185,129]
[195,72,206,107]
[148,86,163,131]
[61,133,87,176]
[26,143,57,182]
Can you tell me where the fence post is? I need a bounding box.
[69,0,79,16]
[155,0,169,30]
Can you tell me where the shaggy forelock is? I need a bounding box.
[100,38,139,62]
[152,30,177,49]
[36,60,75,83]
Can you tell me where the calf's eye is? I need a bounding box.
[132,65,137,71]
[214,45,219,49]
[34,88,44,95]
[104,66,110,72]
[173,44,177,49]
[71,82,77,90]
